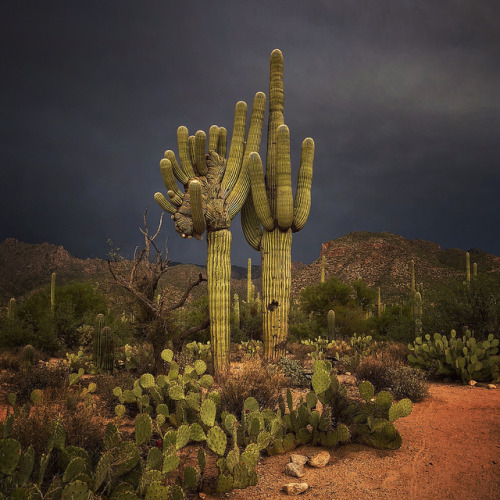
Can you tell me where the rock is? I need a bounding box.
[290,454,309,466]
[468,380,477,386]
[285,462,304,478]
[308,451,331,468]
[487,384,497,389]
[282,483,309,495]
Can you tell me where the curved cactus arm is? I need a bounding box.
[194,130,208,175]
[164,149,189,186]
[248,152,274,231]
[209,125,220,152]
[292,137,315,232]
[220,101,248,196]
[154,192,177,215]
[241,197,263,251]
[276,124,293,231]
[217,127,228,157]
[189,180,206,238]
[266,49,285,218]
[226,92,267,219]
[160,159,183,206]
[177,126,197,178]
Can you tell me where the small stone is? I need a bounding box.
[290,454,309,466]
[487,384,496,389]
[468,380,477,386]
[282,482,309,495]
[345,371,351,375]
[285,462,304,478]
[198,494,206,499]
[308,450,330,468]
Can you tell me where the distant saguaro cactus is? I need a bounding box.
[465,252,471,283]
[247,258,253,304]
[50,272,56,313]
[22,344,35,369]
[233,294,240,329]
[320,256,326,283]
[241,49,315,359]
[154,92,266,376]
[93,313,106,367]
[327,310,335,339]
[7,298,16,319]
[100,326,114,373]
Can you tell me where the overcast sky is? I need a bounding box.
[2,1,499,267]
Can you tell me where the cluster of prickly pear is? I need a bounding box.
[408,330,500,383]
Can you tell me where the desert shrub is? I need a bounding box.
[3,364,69,405]
[287,341,315,362]
[218,358,286,415]
[276,356,310,388]
[386,365,429,402]
[94,371,138,416]
[355,351,429,402]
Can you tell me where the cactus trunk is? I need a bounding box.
[261,228,292,360]
[207,229,231,376]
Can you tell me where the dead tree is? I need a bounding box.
[107,210,208,374]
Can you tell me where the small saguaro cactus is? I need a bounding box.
[50,272,56,313]
[247,258,253,304]
[320,255,326,283]
[93,313,106,367]
[327,310,335,339]
[377,287,382,317]
[154,90,266,376]
[233,294,240,329]
[100,326,114,372]
[465,252,471,283]
[7,297,16,319]
[22,344,35,369]
[414,292,423,337]
[241,49,315,359]
[473,262,478,278]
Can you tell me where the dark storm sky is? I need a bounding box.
[1,1,499,267]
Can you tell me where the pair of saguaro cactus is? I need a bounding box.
[155,49,314,370]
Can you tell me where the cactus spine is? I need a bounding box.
[320,255,325,283]
[154,91,266,376]
[50,272,56,313]
[241,49,314,359]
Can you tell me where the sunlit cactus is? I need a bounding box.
[7,297,16,319]
[377,287,382,317]
[465,251,471,283]
[320,255,326,283]
[241,49,315,359]
[247,258,253,304]
[154,93,266,376]
[327,310,335,339]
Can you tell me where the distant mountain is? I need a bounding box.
[1,232,499,306]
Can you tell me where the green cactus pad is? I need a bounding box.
[388,399,412,423]
[282,433,297,453]
[358,381,375,402]
[242,443,260,468]
[63,456,87,483]
[199,374,215,388]
[207,426,227,456]
[296,427,312,445]
[193,359,207,375]
[115,404,126,418]
[161,349,174,362]
[233,462,252,489]
[312,369,330,394]
[135,413,153,445]
[197,448,206,473]
[140,373,156,389]
[12,445,35,487]
[223,413,238,434]
[306,391,318,409]
[103,423,120,450]
[163,451,180,474]
[145,481,171,500]
[168,384,185,400]
[145,447,163,471]
[156,403,169,417]
[336,423,351,443]
[216,473,234,494]
[30,389,43,405]
[200,399,216,427]
[257,430,271,450]
[7,392,17,406]
[175,425,191,450]
[226,449,240,472]
[60,480,89,500]
[375,391,393,410]
[0,438,21,475]
[189,423,206,442]
[243,397,260,413]
[286,389,294,412]
[182,465,199,490]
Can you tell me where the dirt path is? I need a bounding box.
[212,383,500,500]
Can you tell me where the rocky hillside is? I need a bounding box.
[1,232,499,307]
[293,231,500,301]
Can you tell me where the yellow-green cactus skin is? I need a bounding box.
[320,255,326,283]
[241,49,315,359]
[51,272,56,313]
[154,93,266,376]
[465,251,471,283]
[247,258,253,304]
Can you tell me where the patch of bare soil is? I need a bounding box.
[207,383,500,500]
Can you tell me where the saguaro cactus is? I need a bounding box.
[7,298,16,319]
[233,294,240,329]
[465,252,471,283]
[327,310,335,339]
[154,93,266,376]
[100,326,114,372]
[50,272,56,313]
[93,313,105,367]
[320,256,326,283]
[241,49,315,359]
[247,258,253,304]
[377,287,382,317]
[414,292,423,337]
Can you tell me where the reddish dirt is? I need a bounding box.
[207,383,500,500]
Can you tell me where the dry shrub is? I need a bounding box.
[94,371,138,417]
[10,385,105,479]
[219,357,286,415]
[355,351,429,402]
[375,341,411,363]
[287,342,314,362]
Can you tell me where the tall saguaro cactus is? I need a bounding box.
[50,272,56,314]
[241,49,315,359]
[154,94,266,376]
